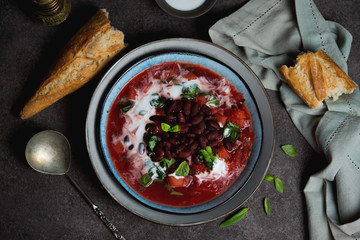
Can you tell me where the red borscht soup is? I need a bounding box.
[106,61,254,207]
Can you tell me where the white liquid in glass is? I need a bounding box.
[165,0,206,11]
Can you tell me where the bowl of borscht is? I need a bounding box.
[99,52,262,213]
[86,38,274,225]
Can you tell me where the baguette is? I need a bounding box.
[20,9,126,119]
[280,50,356,108]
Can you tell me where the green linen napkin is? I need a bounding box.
[209,0,360,239]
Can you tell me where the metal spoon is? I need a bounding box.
[25,130,126,240]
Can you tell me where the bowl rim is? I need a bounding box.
[155,0,217,19]
[85,38,275,226]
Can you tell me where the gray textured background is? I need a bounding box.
[0,0,359,239]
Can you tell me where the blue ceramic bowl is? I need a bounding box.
[99,52,262,214]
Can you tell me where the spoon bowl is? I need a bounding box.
[25,130,71,175]
[24,130,125,240]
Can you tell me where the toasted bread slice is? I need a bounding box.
[280,50,356,108]
[20,9,126,119]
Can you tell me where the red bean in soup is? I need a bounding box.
[106,61,254,207]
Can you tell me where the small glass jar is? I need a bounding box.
[31,0,71,26]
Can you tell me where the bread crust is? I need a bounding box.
[279,50,356,108]
[20,9,126,119]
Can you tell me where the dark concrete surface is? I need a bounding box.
[0,0,359,239]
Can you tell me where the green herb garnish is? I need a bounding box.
[138,110,147,116]
[264,174,284,193]
[181,84,200,99]
[139,172,153,187]
[199,146,218,170]
[274,177,283,193]
[223,122,241,143]
[148,135,157,151]
[206,94,220,107]
[174,161,190,177]
[161,123,180,132]
[160,158,176,169]
[118,99,134,113]
[219,208,249,227]
[264,197,270,216]
[281,144,298,157]
[263,174,275,182]
[150,93,164,108]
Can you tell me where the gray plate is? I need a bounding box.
[85,38,275,226]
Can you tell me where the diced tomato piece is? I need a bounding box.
[218,146,230,159]
[229,109,248,128]
[127,88,137,100]
[197,95,206,105]
[216,114,228,127]
[183,72,198,80]
[167,175,192,188]
[113,141,125,153]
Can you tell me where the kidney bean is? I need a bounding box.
[178,123,190,133]
[204,115,216,120]
[207,120,220,130]
[216,130,223,141]
[223,137,232,151]
[190,142,198,151]
[206,131,218,140]
[164,148,171,160]
[174,99,183,112]
[183,100,191,116]
[150,115,163,122]
[169,137,178,145]
[192,154,202,165]
[190,114,203,125]
[198,121,206,132]
[145,123,158,134]
[128,144,134,150]
[167,114,177,122]
[167,100,177,113]
[198,135,207,149]
[208,139,218,147]
[187,138,195,145]
[174,144,186,154]
[163,140,172,149]
[189,167,196,176]
[151,154,162,162]
[179,135,186,143]
[201,105,212,115]
[190,126,202,135]
[178,150,192,158]
[154,145,164,158]
[177,112,185,123]
[191,102,199,116]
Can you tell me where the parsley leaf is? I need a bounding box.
[182,84,200,99]
[148,135,157,151]
[174,161,190,177]
[223,122,241,143]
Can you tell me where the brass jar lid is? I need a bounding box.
[32,0,71,26]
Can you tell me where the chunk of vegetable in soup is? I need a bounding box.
[106,62,254,207]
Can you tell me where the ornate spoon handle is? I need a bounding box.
[65,173,126,240]
[93,205,126,240]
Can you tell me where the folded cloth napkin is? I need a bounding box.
[209,0,360,239]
